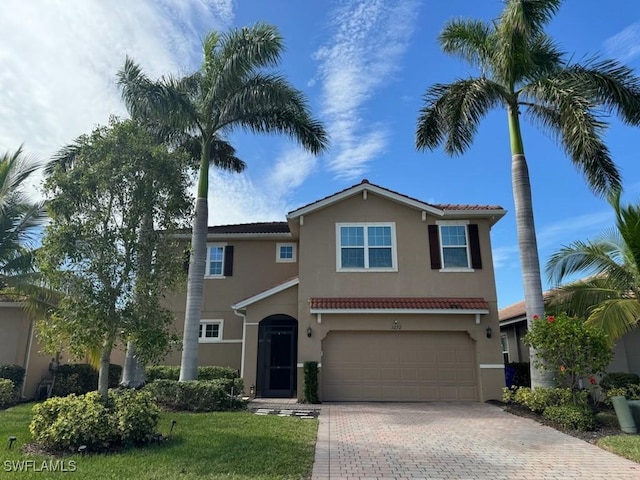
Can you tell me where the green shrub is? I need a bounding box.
[543,405,596,431]
[506,362,531,387]
[303,362,319,404]
[50,364,122,397]
[30,389,159,452]
[144,380,246,412]
[145,365,239,382]
[111,389,159,446]
[51,364,98,397]
[506,386,585,413]
[524,313,611,391]
[0,378,15,407]
[600,372,640,391]
[604,384,640,405]
[0,364,25,392]
[30,392,114,451]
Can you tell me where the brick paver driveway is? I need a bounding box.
[311,402,639,479]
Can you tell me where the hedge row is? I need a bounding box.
[144,380,246,412]
[145,365,239,382]
[50,364,122,397]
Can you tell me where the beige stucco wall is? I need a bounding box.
[293,192,504,401]
[161,238,299,374]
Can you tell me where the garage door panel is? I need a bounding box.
[322,331,478,401]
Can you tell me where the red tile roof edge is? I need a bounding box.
[309,297,489,310]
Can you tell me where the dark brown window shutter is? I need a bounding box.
[223,245,234,276]
[468,224,482,269]
[428,225,442,269]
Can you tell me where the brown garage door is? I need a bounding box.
[322,331,478,401]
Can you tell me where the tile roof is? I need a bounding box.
[289,179,503,214]
[309,297,489,310]
[207,222,290,234]
[498,300,526,321]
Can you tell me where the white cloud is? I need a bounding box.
[314,0,419,180]
[0,0,234,158]
[604,23,640,62]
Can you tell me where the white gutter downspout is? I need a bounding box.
[21,317,35,400]
[233,309,247,378]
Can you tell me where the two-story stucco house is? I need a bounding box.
[5,180,507,401]
[160,179,507,402]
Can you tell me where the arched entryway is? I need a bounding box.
[256,314,298,397]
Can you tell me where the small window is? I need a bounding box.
[336,223,396,271]
[501,334,510,364]
[199,320,223,343]
[440,225,470,268]
[276,242,297,263]
[207,245,224,276]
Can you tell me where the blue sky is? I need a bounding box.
[2,0,640,309]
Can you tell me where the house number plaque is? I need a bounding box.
[391,320,402,330]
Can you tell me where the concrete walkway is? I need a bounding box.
[311,402,640,480]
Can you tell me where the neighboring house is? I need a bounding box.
[0,299,53,399]
[161,179,507,402]
[499,300,640,375]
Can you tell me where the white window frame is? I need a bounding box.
[276,242,297,263]
[205,243,226,278]
[501,334,510,364]
[336,222,398,272]
[436,220,474,272]
[199,320,224,343]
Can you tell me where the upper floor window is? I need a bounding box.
[205,244,234,278]
[440,225,469,268]
[336,223,397,271]
[428,221,482,271]
[276,242,297,263]
[199,320,223,342]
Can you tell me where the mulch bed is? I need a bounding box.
[487,400,622,444]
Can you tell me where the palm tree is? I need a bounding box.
[546,192,640,341]
[0,147,47,298]
[415,0,640,387]
[118,23,328,381]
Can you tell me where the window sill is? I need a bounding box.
[198,338,222,343]
[438,267,475,273]
[337,268,398,273]
[204,275,227,280]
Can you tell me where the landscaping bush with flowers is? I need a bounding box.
[500,313,612,432]
[523,313,611,401]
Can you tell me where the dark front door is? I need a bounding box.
[257,315,297,397]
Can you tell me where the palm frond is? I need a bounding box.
[499,0,562,39]
[545,279,621,319]
[208,23,283,101]
[439,19,493,70]
[564,58,640,125]
[545,238,632,286]
[416,78,508,155]
[588,298,640,340]
[520,76,621,196]
[217,74,328,154]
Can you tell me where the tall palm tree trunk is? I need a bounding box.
[121,210,153,387]
[180,146,211,381]
[509,107,554,388]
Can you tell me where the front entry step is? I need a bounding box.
[252,407,319,419]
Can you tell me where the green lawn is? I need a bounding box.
[598,435,640,463]
[0,403,318,479]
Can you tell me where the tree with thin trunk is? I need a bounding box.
[118,23,328,381]
[39,119,191,399]
[415,0,640,387]
[546,191,640,342]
